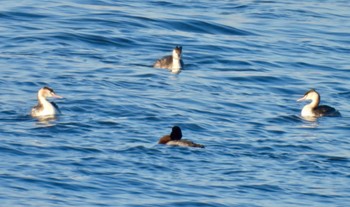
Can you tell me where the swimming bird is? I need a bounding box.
[31,86,62,118]
[153,46,184,73]
[297,89,340,118]
[158,126,205,148]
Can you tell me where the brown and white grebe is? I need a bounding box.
[297,89,340,118]
[31,87,62,118]
[158,126,204,148]
[153,46,184,73]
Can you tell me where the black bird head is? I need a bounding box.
[170,126,182,140]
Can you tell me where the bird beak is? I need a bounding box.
[52,93,63,98]
[297,95,306,102]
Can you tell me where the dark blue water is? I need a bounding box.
[1,0,350,206]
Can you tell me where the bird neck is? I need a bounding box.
[309,95,320,109]
[37,95,51,108]
[301,95,320,117]
[171,58,182,72]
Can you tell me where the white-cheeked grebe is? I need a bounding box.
[158,126,204,148]
[31,86,62,118]
[297,89,340,118]
[153,46,184,73]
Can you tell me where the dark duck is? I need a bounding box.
[158,126,204,148]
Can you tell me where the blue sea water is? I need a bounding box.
[1,0,350,206]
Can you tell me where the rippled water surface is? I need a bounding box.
[1,0,350,206]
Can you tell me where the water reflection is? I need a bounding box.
[34,115,58,127]
[298,115,320,128]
